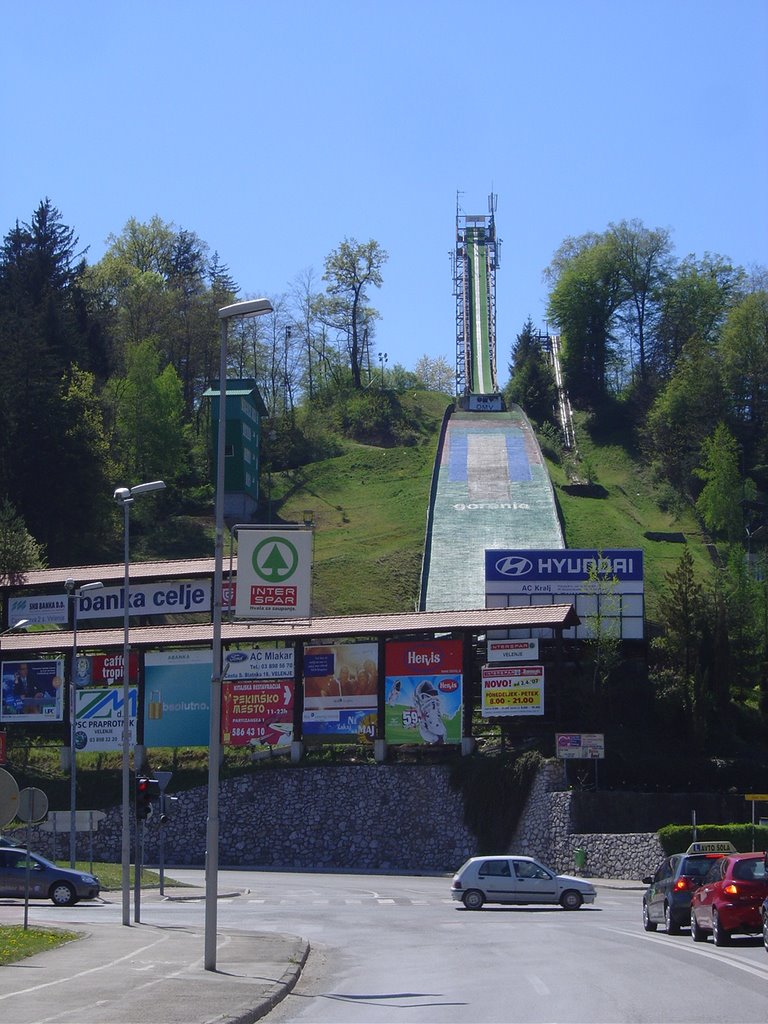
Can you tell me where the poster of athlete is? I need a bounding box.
[384,640,463,745]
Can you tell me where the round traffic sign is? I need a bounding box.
[0,768,19,827]
[17,787,48,823]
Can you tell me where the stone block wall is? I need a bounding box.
[19,761,665,878]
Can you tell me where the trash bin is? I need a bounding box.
[574,847,587,872]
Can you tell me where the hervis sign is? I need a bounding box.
[235,529,313,619]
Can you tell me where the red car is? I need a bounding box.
[690,851,768,946]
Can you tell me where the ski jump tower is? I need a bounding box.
[451,192,502,408]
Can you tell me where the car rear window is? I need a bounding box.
[732,859,767,882]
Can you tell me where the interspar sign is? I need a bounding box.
[236,530,313,618]
[481,665,544,717]
[487,639,539,662]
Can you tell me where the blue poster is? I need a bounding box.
[143,650,212,747]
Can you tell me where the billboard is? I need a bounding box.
[72,653,139,688]
[221,646,294,749]
[235,529,313,618]
[302,643,378,744]
[481,665,544,717]
[1,659,65,723]
[143,650,212,747]
[556,733,605,759]
[74,687,138,751]
[485,548,645,640]
[384,640,463,745]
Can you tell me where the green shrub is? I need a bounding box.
[658,823,768,855]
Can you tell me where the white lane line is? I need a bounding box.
[606,926,768,981]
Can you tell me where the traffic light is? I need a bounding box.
[135,775,160,821]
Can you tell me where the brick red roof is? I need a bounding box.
[0,604,578,655]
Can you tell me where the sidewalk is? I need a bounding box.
[0,887,309,1024]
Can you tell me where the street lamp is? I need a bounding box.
[207,298,272,971]
[65,580,103,868]
[114,479,165,926]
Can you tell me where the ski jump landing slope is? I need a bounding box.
[420,406,565,611]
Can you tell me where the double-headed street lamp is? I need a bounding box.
[206,298,272,971]
[65,579,103,868]
[114,480,165,927]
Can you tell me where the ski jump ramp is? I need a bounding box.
[420,406,564,611]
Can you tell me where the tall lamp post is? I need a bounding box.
[65,580,103,868]
[206,298,272,971]
[114,480,165,927]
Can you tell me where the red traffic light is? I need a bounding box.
[135,775,160,820]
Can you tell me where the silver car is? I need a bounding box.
[451,855,596,911]
[0,847,100,906]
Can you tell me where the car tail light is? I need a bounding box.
[452,879,462,889]
[724,883,739,895]
[674,878,692,892]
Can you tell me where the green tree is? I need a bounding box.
[0,499,46,584]
[607,219,674,385]
[694,423,744,542]
[505,318,556,423]
[320,238,388,389]
[105,340,188,485]
[651,254,741,380]
[644,339,726,497]
[547,239,624,405]
[718,290,768,474]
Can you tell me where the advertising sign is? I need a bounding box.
[143,650,212,747]
[485,548,645,640]
[222,680,293,748]
[223,647,294,681]
[481,665,544,717]
[384,640,463,745]
[221,646,294,748]
[236,530,313,618]
[7,593,68,626]
[72,653,139,688]
[76,580,212,620]
[487,639,539,662]
[74,687,138,751]
[1,659,65,722]
[302,643,378,743]
[556,733,605,759]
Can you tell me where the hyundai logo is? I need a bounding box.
[495,556,533,577]
[225,652,248,662]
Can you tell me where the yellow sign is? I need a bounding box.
[744,794,768,801]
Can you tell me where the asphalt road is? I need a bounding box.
[7,869,768,1023]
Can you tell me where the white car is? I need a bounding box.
[451,855,597,911]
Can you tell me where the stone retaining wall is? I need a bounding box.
[19,761,663,878]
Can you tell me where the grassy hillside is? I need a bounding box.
[543,411,714,624]
[272,390,449,615]
[269,396,713,626]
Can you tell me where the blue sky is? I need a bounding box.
[2,0,766,378]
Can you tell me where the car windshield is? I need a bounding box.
[682,855,721,880]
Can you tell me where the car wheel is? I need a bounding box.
[462,889,485,911]
[690,910,706,942]
[763,912,768,953]
[712,909,730,947]
[560,889,583,911]
[642,899,658,932]
[50,881,77,907]
[665,903,681,935]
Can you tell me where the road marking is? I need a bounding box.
[528,974,550,995]
[607,927,768,980]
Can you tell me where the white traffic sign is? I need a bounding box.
[39,810,106,833]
